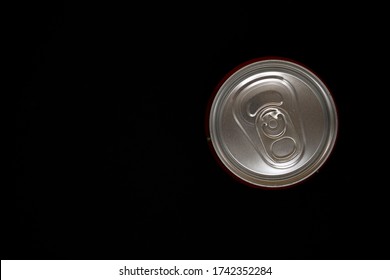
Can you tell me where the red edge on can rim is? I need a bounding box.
[204,56,339,190]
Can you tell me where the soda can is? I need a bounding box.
[208,58,338,188]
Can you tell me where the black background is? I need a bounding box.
[13,3,389,259]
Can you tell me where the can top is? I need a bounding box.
[208,59,338,188]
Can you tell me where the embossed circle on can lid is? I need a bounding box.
[208,58,338,188]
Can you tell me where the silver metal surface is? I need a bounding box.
[209,59,338,188]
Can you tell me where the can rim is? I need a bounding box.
[206,57,338,189]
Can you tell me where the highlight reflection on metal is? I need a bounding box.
[209,59,338,188]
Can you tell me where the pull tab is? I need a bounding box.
[233,76,305,168]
